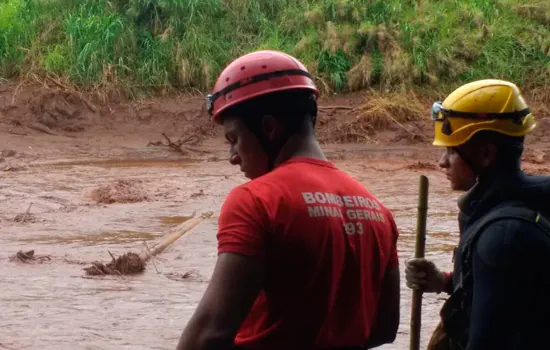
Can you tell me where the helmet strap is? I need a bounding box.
[241,117,293,172]
[453,146,480,177]
[236,90,317,172]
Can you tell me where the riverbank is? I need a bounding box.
[1,0,549,99]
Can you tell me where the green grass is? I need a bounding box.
[1,0,549,97]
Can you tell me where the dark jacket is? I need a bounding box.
[450,170,550,349]
[449,210,470,291]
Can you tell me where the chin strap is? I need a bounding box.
[453,146,480,178]
[241,119,290,172]
[242,115,314,172]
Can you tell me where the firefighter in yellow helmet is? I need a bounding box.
[405,79,550,349]
[431,79,536,148]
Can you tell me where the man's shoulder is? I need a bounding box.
[473,214,550,267]
[227,160,388,211]
[241,159,351,189]
[476,204,550,237]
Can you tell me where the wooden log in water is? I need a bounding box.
[140,211,214,263]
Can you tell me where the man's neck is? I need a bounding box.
[478,163,521,183]
[459,165,523,215]
[273,134,327,167]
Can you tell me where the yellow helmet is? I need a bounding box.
[431,79,536,147]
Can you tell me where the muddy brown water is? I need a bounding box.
[0,152,460,350]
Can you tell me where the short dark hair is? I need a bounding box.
[219,89,318,135]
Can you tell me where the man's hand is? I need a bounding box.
[405,258,447,294]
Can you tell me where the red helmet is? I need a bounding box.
[207,50,319,124]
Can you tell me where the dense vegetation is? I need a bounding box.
[1,0,549,97]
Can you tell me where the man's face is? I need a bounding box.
[438,147,477,191]
[222,116,269,180]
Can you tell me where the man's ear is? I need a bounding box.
[261,115,284,142]
[478,142,499,168]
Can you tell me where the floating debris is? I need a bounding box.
[10,250,51,264]
[164,270,204,282]
[13,203,36,223]
[83,211,213,276]
[84,251,145,276]
[90,179,149,204]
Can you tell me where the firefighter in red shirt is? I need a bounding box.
[176,50,400,350]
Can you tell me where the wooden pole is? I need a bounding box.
[410,175,429,350]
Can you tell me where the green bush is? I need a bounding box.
[0,0,548,96]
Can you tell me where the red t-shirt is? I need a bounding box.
[217,157,399,349]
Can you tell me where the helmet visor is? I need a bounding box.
[430,101,531,122]
[430,101,447,121]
